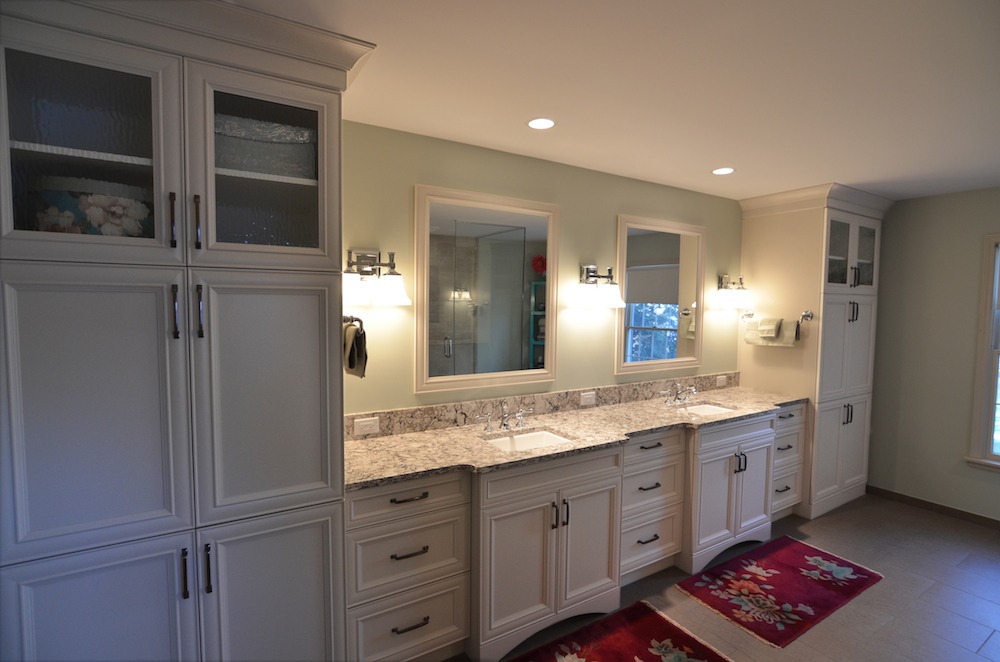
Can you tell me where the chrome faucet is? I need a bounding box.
[500,400,512,430]
[662,383,697,404]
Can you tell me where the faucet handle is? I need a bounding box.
[514,407,534,428]
[476,411,494,433]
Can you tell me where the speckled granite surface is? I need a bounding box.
[344,387,807,490]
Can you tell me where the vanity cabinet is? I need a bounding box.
[620,430,685,580]
[739,184,891,520]
[771,403,806,515]
[682,417,774,574]
[344,474,471,662]
[472,448,622,662]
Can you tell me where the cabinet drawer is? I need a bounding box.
[346,474,470,529]
[771,467,803,511]
[480,447,622,504]
[773,427,803,470]
[623,430,684,465]
[620,504,682,574]
[346,505,470,606]
[696,415,775,452]
[775,403,806,430]
[622,460,684,513]
[347,574,469,662]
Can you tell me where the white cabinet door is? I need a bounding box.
[812,395,871,503]
[480,496,557,639]
[197,503,345,662]
[1,19,184,266]
[0,262,193,564]
[190,269,343,525]
[692,445,737,551]
[558,475,619,611]
[825,213,880,293]
[0,532,198,662]
[734,439,772,534]
[184,60,341,271]
[819,294,877,400]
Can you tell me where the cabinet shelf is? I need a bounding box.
[11,140,153,167]
[215,167,317,187]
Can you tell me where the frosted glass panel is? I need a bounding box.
[5,49,155,237]
[213,91,319,248]
[857,225,876,286]
[827,220,850,285]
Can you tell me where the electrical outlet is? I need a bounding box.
[354,416,380,436]
[716,375,728,387]
[580,391,597,407]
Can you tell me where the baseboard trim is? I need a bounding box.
[865,485,1000,530]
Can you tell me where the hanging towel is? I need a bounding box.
[344,323,367,378]
[757,317,782,339]
[744,318,799,347]
[684,315,696,340]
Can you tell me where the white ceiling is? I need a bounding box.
[232,0,1000,202]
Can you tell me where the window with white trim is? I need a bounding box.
[969,234,1000,468]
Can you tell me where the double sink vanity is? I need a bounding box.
[343,386,807,662]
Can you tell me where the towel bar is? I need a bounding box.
[343,315,364,332]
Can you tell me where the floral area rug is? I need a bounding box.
[677,536,882,648]
[506,600,733,662]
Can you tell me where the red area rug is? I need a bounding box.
[506,600,732,662]
[677,536,882,648]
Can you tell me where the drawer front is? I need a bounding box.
[623,430,684,465]
[771,467,802,511]
[346,474,469,529]
[346,505,470,606]
[775,403,806,431]
[622,460,684,513]
[347,574,469,662]
[620,504,682,574]
[772,427,803,470]
[481,447,622,505]
[696,415,775,453]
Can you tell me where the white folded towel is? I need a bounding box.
[757,317,782,339]
[744,319,799,347]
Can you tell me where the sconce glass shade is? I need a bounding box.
[575,282,626,308]
[715,285,754,310]
[342,271,368,307]
[372,272,412,306]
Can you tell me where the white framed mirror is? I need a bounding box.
[414,185,559,393]
[614,214,705,375]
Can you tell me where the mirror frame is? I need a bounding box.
[414,185,559,393]
[614,213,705,375]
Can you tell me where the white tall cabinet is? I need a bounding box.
[738,184,892,519]
[0,3,371,660]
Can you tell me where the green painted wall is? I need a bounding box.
[342,121,743,413]
[871,186,1000,521]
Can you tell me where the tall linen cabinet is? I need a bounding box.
[0,3,372,660]
[737,184,892,519]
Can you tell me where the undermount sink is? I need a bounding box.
[485,429,574,452]
[681,403,735,416]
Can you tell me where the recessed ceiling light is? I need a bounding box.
[528,118,556,130]
[712,167,736,175]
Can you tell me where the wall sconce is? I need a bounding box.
[449,288,473,302]
[577,264,626,308]
[716,273,754,317]
[344,249,412,307]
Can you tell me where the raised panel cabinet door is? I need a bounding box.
[845,297,877,395]
[184,60,341,271]
[1,18,184,265]
[189,269,343,525]
[812,400,848,502]
[1,532,198,662]
[818,295,850,400]
[197,503,345,662]
[558,475,620,611]
[480,496,557,640]
[691,446,737,552]
[0,262,193,564]
[734,439,773,534]
[840,396,871,490]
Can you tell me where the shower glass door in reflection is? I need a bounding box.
[428,220,528,377]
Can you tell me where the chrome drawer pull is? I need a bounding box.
[390,491,429,505]
[637,534,660,545]
[638,482,662,492]
[392,616,430,635]
[390,545,429,561]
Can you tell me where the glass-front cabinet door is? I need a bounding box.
[185,61,340,271]
[1,20,184,264]
[825,212,880,293]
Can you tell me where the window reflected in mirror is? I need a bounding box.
[615,214,705,374]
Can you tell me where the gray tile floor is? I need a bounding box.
[467,494,1000,661]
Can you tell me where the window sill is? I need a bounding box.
[965,456,1000,472]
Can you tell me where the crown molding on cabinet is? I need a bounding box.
[740,183,893,221]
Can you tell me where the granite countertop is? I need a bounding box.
[344,387,807,490]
